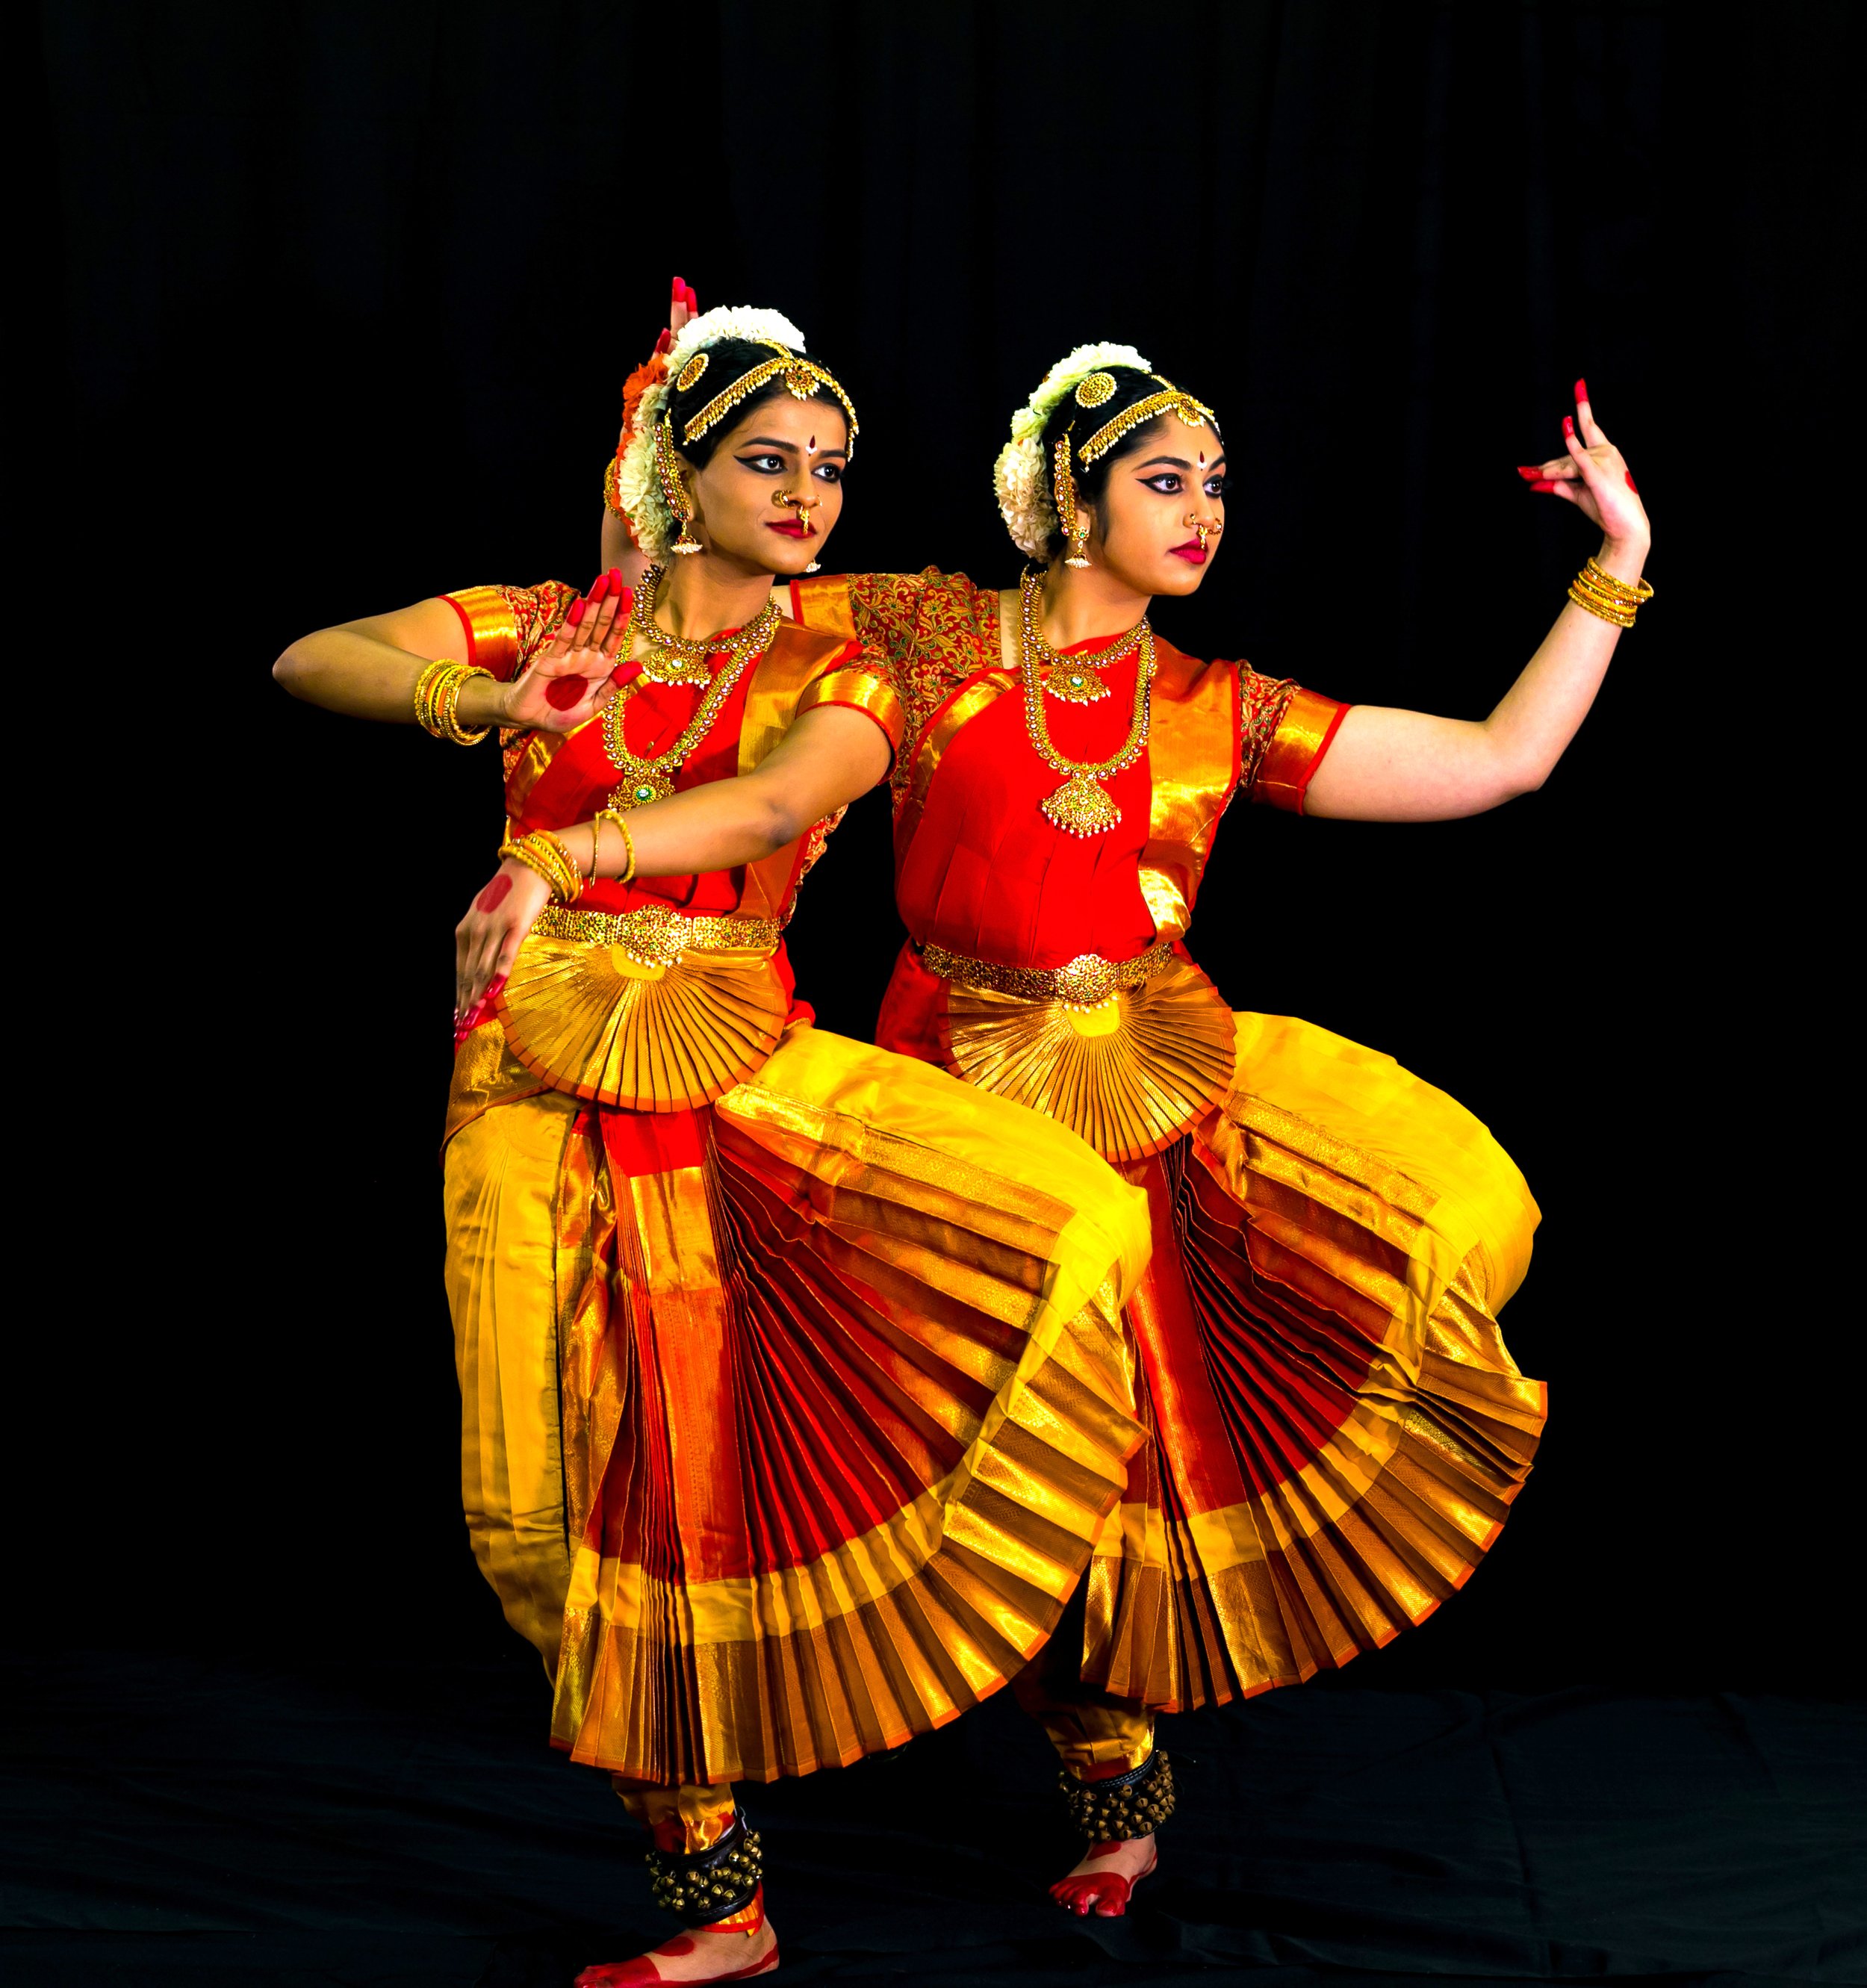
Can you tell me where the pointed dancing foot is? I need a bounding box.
[574,1920,780,1986]
[1049,1833,1158,1918]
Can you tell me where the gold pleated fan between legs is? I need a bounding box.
[494,934,789,1112]
[939,956,1237,1162]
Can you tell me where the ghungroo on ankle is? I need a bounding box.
[643,1811,764,1925]
[1060,1748,1175,1841]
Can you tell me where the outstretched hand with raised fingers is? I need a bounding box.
[500,570,632,734]
[1517,379,1650,548]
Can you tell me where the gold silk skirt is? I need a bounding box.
[442,1019,1150,1787]
[1081,1010,1547,1711]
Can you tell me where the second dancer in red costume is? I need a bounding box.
[765,343,1653,1915]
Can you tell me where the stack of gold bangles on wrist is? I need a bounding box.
[1568,556,1654,629]
[500,827,585,904]
[414,658,496,745]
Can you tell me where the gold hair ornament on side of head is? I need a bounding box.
[1078,382,1219,465]
[681,342,860,455]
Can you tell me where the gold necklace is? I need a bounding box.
[1017,571,1155,838]
[603,569,780,809]
[1024,607,1145,706]
[625,565,780,686]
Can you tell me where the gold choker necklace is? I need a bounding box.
[603,567,781,809]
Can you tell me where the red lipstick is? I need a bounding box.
[766,520,813,538]
[1169,541,1209,564]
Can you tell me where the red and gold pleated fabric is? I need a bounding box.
[443,1019,1151,1788]
[1079,1010,1545,1711]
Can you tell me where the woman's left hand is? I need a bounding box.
[453,859,551,1041]
[1519,379,1651,553]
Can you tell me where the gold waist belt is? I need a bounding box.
[534,901,783,968]
[919,938,1178,1010]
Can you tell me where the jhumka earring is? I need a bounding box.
[1054,435,1090,568]
[655,415,703,556]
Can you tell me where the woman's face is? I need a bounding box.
[684,394,849,577]
[1083,414,1227,598]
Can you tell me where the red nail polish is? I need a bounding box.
[1574,378,1588,401]
[588,574,609,603]
[1624,470,1638,492]
[1530,479,1558,491]
[617,585,633,614]
[609,566,623,588]
[653,327,671,355]
[685,284,699,311]
[1517,465,1544,478]
[671,274,685,297]
[565,597,585,625]
[1563,414,1576,437]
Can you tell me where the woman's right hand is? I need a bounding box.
[499,571,630,733]
[453,858,553,1040]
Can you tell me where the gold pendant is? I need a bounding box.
[637,648,712,687]
[1040,774,1121,837]
[610,768,676,810]
[1041,662,1111,704]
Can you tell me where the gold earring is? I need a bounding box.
[656,415,703,556]
[1054,435,1090,569]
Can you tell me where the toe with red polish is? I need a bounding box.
[1050,1871,1134,1917]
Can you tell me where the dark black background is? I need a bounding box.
[25,2,1857,1697]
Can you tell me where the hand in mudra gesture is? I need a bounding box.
[500,571,631,733]
[1519,379,1651,548]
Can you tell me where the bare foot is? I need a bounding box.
[1049,1833,1158,1917]
[574,1916,779,1985]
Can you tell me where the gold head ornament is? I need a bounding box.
[680,341,860,456]
[1078,380,1219,466]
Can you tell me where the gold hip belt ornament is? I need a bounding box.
[919,939,1178,1010]
[533,901,783,969]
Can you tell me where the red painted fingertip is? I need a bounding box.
[1530,479,1559,491]
[1563,414,1576,438]
[653,326,671,355]
[616,584,634,614]
[565,597,586,625]
[486,975,508,1004]
[685,283,699,311]
[671,274,684,297]
[1574,377,1589,401]
[608,566,624,588]
[1517,465,1545,479]
[1624,470,1638,492]
[588,574,609,603]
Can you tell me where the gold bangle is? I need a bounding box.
[500,829,583,904]
[1584,556,1653,606]
[1567,582,1635,627]
[590,816,602,881]
[438,663,495,745]
[593,807,636,885]
[414,658,453,736]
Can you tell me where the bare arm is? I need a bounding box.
[1306,383,1650,822]
[273,574,630,737]
[453,703,890,1017]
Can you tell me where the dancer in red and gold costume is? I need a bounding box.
[276,306,1155,1986]
[768,342,1652,1916]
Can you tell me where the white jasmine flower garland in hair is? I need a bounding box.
[618,305,811,560]
[993,341,1152,559]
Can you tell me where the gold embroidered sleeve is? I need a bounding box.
[1250,680,1351,814]
[509,581,579,678]
[440,581,576,682]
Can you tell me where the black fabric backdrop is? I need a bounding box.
[19,1,1860,1697]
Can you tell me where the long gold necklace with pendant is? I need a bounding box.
[1018,570,1155,837]
[602,567,781,809]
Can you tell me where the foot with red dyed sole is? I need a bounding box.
[1049,1833,1158,1917]
[574,1920,779,1985]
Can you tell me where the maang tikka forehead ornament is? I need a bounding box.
[1075,377,1218,465]
[680,341,860,454]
